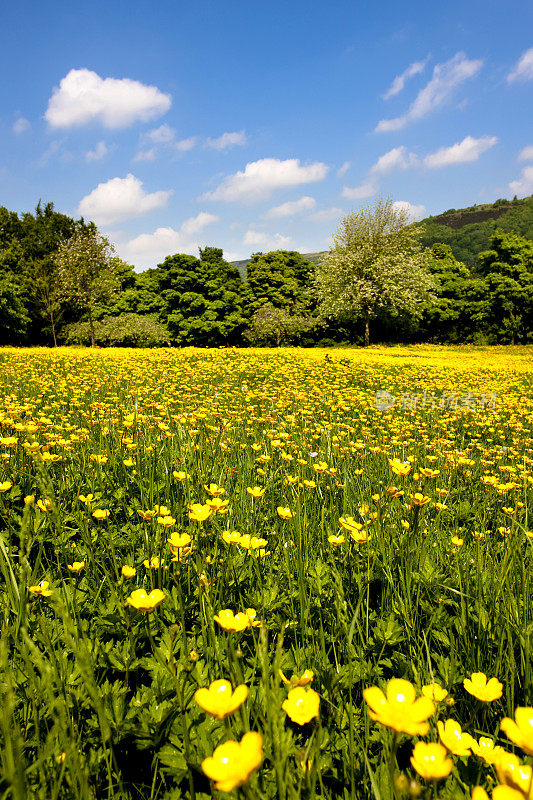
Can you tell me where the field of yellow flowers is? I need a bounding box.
[0,344,532,800]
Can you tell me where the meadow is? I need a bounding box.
[0,344,532,800]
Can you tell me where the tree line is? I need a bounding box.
[1,198,533,347]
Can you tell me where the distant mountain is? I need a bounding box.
[230,195,533,275]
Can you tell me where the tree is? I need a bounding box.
[0,276,30,344]
[246,303,319,346]
[244,251,314,316]
[148,247,246,345]
[54,229,123,346]
[315,198,436,346]
[418,243,482,343]
[475,231,533,343]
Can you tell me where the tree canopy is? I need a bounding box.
[314,198,436,345]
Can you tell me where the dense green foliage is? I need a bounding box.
[1,196,533,347]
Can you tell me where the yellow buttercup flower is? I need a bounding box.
[143,557,164,569]
[188,503,212,522]
[239,534,268,550]
[222,530,242,545]
[0,480,12,492]
[492,787,526,800]
[472,736,507,765]
[157,515,176,527]
[438,719,477,756]
[463,672,503,702]
[173,470,189,481]
[410,742,453,781]
[194,679,248,719]
[495,752,533,798]
[167,531,192,552]
[328,534,345,545]
[421,683,448,702]
[92,509,110,520]
[501,707,533,755]
[28,580,53,597]
[67,561,85,574]
[78,494,94,504]
[137,509,156,521]
[389,458,412,476]
[121,565,136,579]
[364,678,435,735]
[246,486,266,498]
[201,731,262,792]
[339,516,363,533]
[245,608,261,627]
[279,669,314,687]
[206,497,230,514]
[204,483,225,497]
[411,493,431,507]
[213,609,250,631]
[277,507,293,519]
[126,588,165,612]
[282,687,320,725]
[153,505,171,517]
[420,468,440,478]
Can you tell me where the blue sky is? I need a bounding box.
[1,0,532,269]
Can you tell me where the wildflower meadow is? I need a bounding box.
[0,344,532,800]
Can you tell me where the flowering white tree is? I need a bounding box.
[315,198,436,345]
[55,228,122,347]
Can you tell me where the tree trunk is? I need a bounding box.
[88,306,95,347]
[50,309,57,348]
[364,310,370,347]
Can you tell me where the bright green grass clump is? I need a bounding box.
[0,345,532,800]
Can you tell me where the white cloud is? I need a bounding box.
[45,68,171,129]
[423,135,497,168]
[134,126,196,161]
[13,117,30,134]
[78,174,173,225]
[243,230,296,250]
[146,123,175,144]
[86,141,108,162]
[370,145,418,174]
[337,161,351,177]
[382,57,429,100]
[202,157,329,202]
[309,207,344,223]
[38,139,73,167]
[206,131,247,150]
[518,145,533,162]
[509,165,533,196]
[180,212,219,236]
[341,181,377,200]
[176,136,197,152]
[133,148,157,162]
[264,196,316,218]
[375,52,483,132]
[507,47,533,82]
[392,200,426,220]
[118,212,219,268]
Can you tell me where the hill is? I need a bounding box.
[230,194,533,275]
[417,194,533,268]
